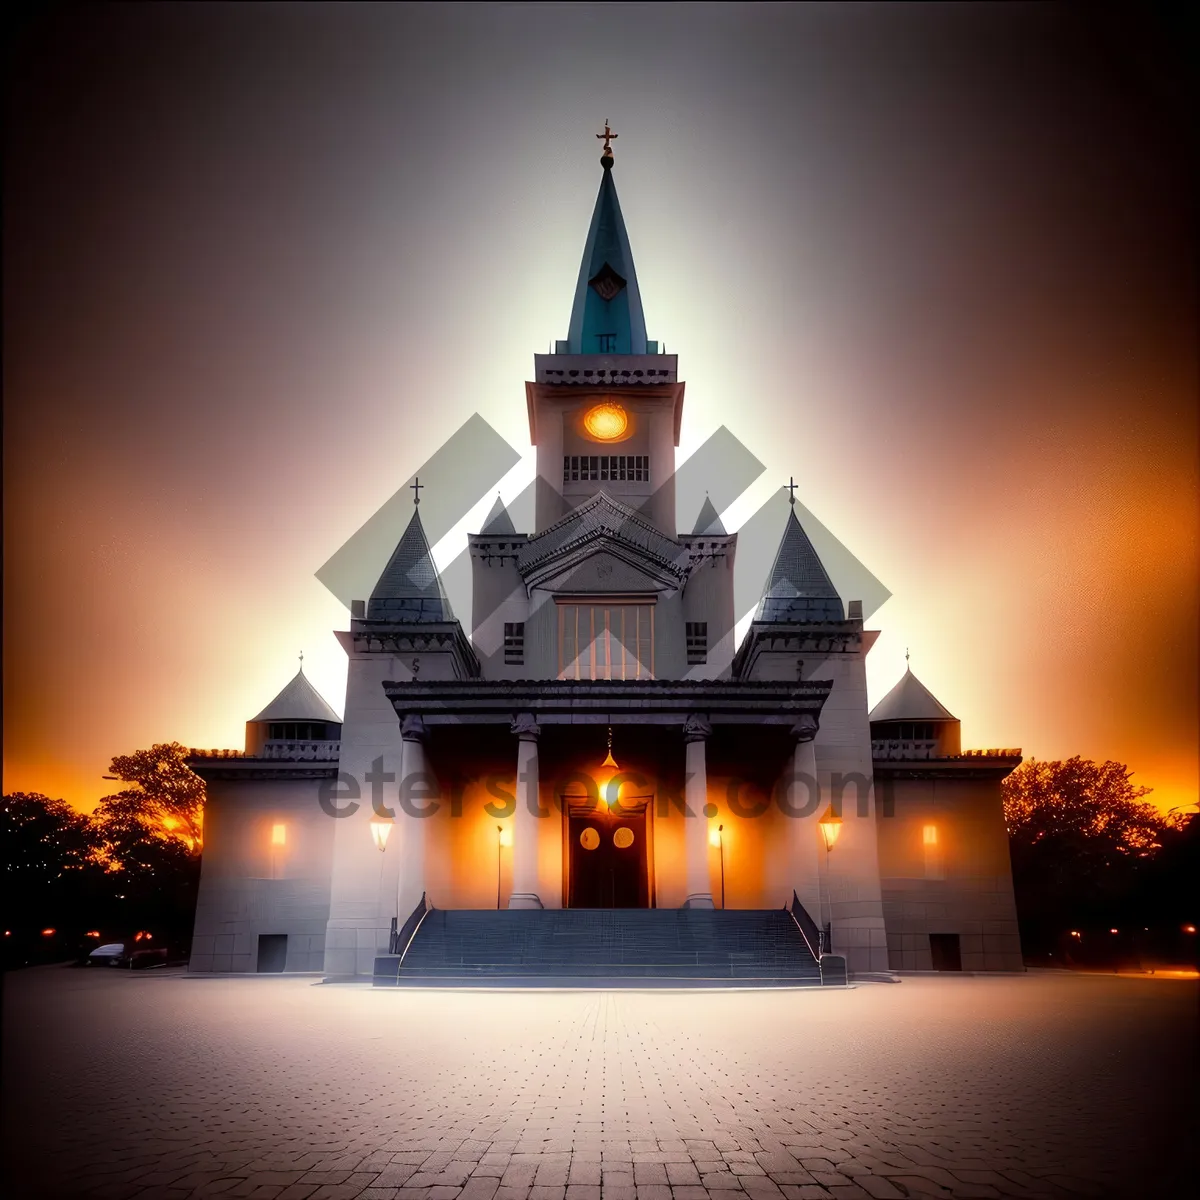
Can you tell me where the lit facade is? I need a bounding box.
[189,146,1024,978]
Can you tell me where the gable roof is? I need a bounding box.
[251,668,342,724]
[869,668,957,723]
[519,491,685,578]
[367,506,454,621]
[755,507,844,622]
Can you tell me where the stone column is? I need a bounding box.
[788,715,823,934]
[508,713,544,909]
[397,714,432,918]
[682,714,715,909]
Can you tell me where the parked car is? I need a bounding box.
[83,934,170,969]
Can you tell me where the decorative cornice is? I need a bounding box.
[383,677,833,727]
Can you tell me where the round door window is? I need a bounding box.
[613,827,635,849]
[579,827,600,851]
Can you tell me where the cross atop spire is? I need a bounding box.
[410,476,424,506]
[299,650,304,670]
[596,120,618,165]
[786,476,798,506]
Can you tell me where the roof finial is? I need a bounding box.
[410,476,423,506]
[596,119,618,167]
[298,650,304,671]
[905,647,911,669]
[786,476,798,507]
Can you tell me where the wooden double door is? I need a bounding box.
[566,798,651,908]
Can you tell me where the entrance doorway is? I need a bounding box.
[566,797,651,908]
[256,933,288,972]
[929,933,962,971]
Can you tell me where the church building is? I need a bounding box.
[188,132,1025,981]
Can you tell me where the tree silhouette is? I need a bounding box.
[1002,757,1175,956]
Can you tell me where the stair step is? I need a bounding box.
[395,909,819,982]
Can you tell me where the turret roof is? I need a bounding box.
[754,507,844,622]
[251,668,342,724]
[366,505,454,622]
[869,668,957,723]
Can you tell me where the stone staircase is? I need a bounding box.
[374,908,822,987]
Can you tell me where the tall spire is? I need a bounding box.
[565,126,648,355]
[367,505,454,622]
[755,507,844,623]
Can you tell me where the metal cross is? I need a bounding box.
[299,651,304,669]
[596,121,618,153]
[786,476,798,506]
[410,476,423,505]
[906,647,911,668]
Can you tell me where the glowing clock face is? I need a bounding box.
[582,402,629,441]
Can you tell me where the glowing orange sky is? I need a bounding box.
[4,6,1196,816]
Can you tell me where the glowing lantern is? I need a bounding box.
[41,928,56,937]
[819,807,842,852]
[923,824,938,846]
[498,827,513,848]
[86,930,100,938]
[271,823,287,847]
[369,818,392,852]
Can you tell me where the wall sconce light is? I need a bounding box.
[369,818,392,852]
[922,824,938,846]
[819,807,842,852]
[271,823,287,847]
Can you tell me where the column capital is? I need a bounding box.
[510,712,541,742]
[400,713,429,743]
[682,713,712,743]
[791,714,819,743]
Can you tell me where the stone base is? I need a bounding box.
[682,894,716,909]
[507,893,544,910]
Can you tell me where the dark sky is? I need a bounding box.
[4,3,1196,810]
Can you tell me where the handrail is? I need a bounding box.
[788,890,823,962]
[390,891,432,962]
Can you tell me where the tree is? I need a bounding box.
[89,743,206,938]
[1002,757,1171,954]
[94,742,205,852]
[1,793,102,964]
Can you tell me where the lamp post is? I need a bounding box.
[370,817,393,949]
[496,824,513,909]
[708,823,725,909]
[818,807,842,954]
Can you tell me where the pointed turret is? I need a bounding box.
[691,495,726,536]
[480,494,517,535]
[251,666,343,724]
[367,505,453,621]
[869,668,957,724]
[755,507,844,622]
[565,153,649,355]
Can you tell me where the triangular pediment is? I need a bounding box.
[519,492,687,592]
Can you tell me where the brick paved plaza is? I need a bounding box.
[2,968,1195,1199]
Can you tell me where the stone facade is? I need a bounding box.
[188,147,1024,978]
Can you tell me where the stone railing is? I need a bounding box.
[871,739,940,760]
[960,748,1022,758]
[260,740,342,761]
[186,748,245,760]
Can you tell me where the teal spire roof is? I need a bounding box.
[367,506,454,622]
[755,507,845,622]
[566,160,648,355]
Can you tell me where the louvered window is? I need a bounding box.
[685,622,708,664]
[503,622,525,665]
[563,455,650,484]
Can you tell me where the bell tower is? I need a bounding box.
[526,125,684,535]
